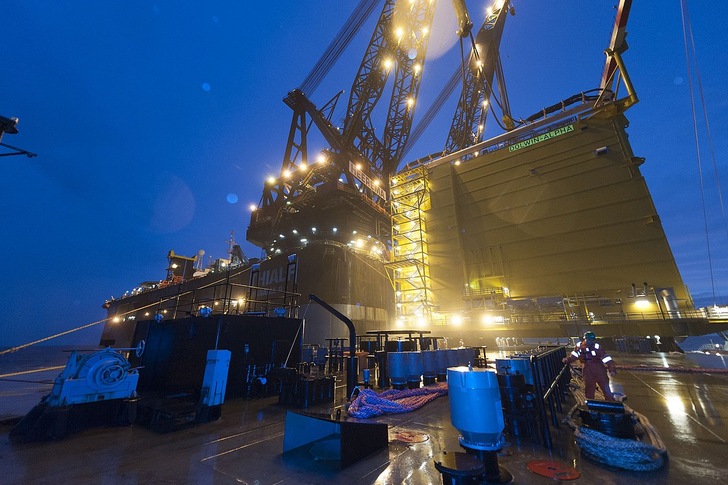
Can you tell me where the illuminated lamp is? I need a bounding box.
[199,306,212,317]
[0,115,19,136]
[634,299,651,310]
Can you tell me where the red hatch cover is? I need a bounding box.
[527,460,580,480]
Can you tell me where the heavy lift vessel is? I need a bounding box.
[101,0,727,352]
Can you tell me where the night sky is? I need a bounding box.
[1,1,727,347]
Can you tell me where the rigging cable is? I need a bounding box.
[680,0,723,304]
[298,0,381,96]
[404,66,461,159]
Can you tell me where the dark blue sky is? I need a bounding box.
[1,1,727,347]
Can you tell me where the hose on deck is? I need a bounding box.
[347,383,448,418]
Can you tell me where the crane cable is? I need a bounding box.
[298,0,381,96]
[680,0,724,305]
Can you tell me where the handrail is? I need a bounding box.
[107,279,301,323]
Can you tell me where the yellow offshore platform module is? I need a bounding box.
[391,102,691,328]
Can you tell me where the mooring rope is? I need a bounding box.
[347,383,448,418]
[563,367,667,471]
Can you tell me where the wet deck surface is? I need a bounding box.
[2,351,727,484]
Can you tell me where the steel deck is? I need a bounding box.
[2,351,727,484]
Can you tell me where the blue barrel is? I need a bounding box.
[406,351,423,388]
[448,366,504,449]
[496,357,533,385]
[457,347,476,366]
[301,345,314,363]
[422,350,438,385]
[447,348,459,368]
[387,352,409,389]
[435,349,449,381]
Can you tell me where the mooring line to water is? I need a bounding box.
[0,366,65,379]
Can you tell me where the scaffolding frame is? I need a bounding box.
[388,166,435,325]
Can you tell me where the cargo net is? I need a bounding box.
[563,366,667,472]
[347,383,448,419]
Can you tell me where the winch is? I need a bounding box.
[10,344,141,442]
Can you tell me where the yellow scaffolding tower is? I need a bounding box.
[389,166,434,326]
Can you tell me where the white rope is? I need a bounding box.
[0,318,107,356]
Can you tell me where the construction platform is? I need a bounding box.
[1,351,727,484]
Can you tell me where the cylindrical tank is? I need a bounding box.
[448,366,504,450]
[406,351,423,389]
[456,347,471,366]
[301,345,314,364]
[447,348,459,368]
[495,357,534,386]
[387,352,409,390]
[385,339,417,352]
[435,349,449,382]
[497,372,531,437]
[421,350,438,385]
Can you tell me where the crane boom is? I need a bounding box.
[451,0,473,38]
[600,0,632,92]
[248,0,438,253]
[445,0,512,154]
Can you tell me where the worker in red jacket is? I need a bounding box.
[562,331,617,401]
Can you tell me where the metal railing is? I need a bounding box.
[505,346,571,449]
[148,281,301,320]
